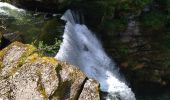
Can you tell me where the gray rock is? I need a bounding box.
[0,42,100,100]
[79,79,100,100]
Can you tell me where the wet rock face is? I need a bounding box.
[0,42,100,100]
[103,19,170,96]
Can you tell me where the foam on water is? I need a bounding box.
[56,10,136,100]
[0,2,25,18]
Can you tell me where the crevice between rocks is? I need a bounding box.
[77,77,88,100]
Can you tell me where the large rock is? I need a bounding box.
[0,42,100,100]
[79,79,100,100]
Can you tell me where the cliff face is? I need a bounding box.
[0,42,100,100]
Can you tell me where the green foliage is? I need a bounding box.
[95,0,116,16]
[102,18,127,34]
[113,19,127,32]
[92,0,152,15]
[133,0,153,8]
[34,38,61,56]
[140,11,166,30]
[77,0,153,34]
[58,0,83,9]
[116,0,152,14]
[39,19,61,45]
[0,9,62,44]
[106,0,152,17]
[120,47,129,56]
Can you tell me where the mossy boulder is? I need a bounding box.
[0,42,100,100]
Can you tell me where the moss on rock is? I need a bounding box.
[0,42,100,100]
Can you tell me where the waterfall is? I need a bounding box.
[55,10,136,100]
[0,2,136,99]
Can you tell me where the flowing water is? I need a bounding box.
[55,10,136,100]
[1,2,170,100]
[0,2,62,45]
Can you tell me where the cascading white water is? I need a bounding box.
[0,2,25,18]
[56,10,136,100]
[0,2,136,99]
